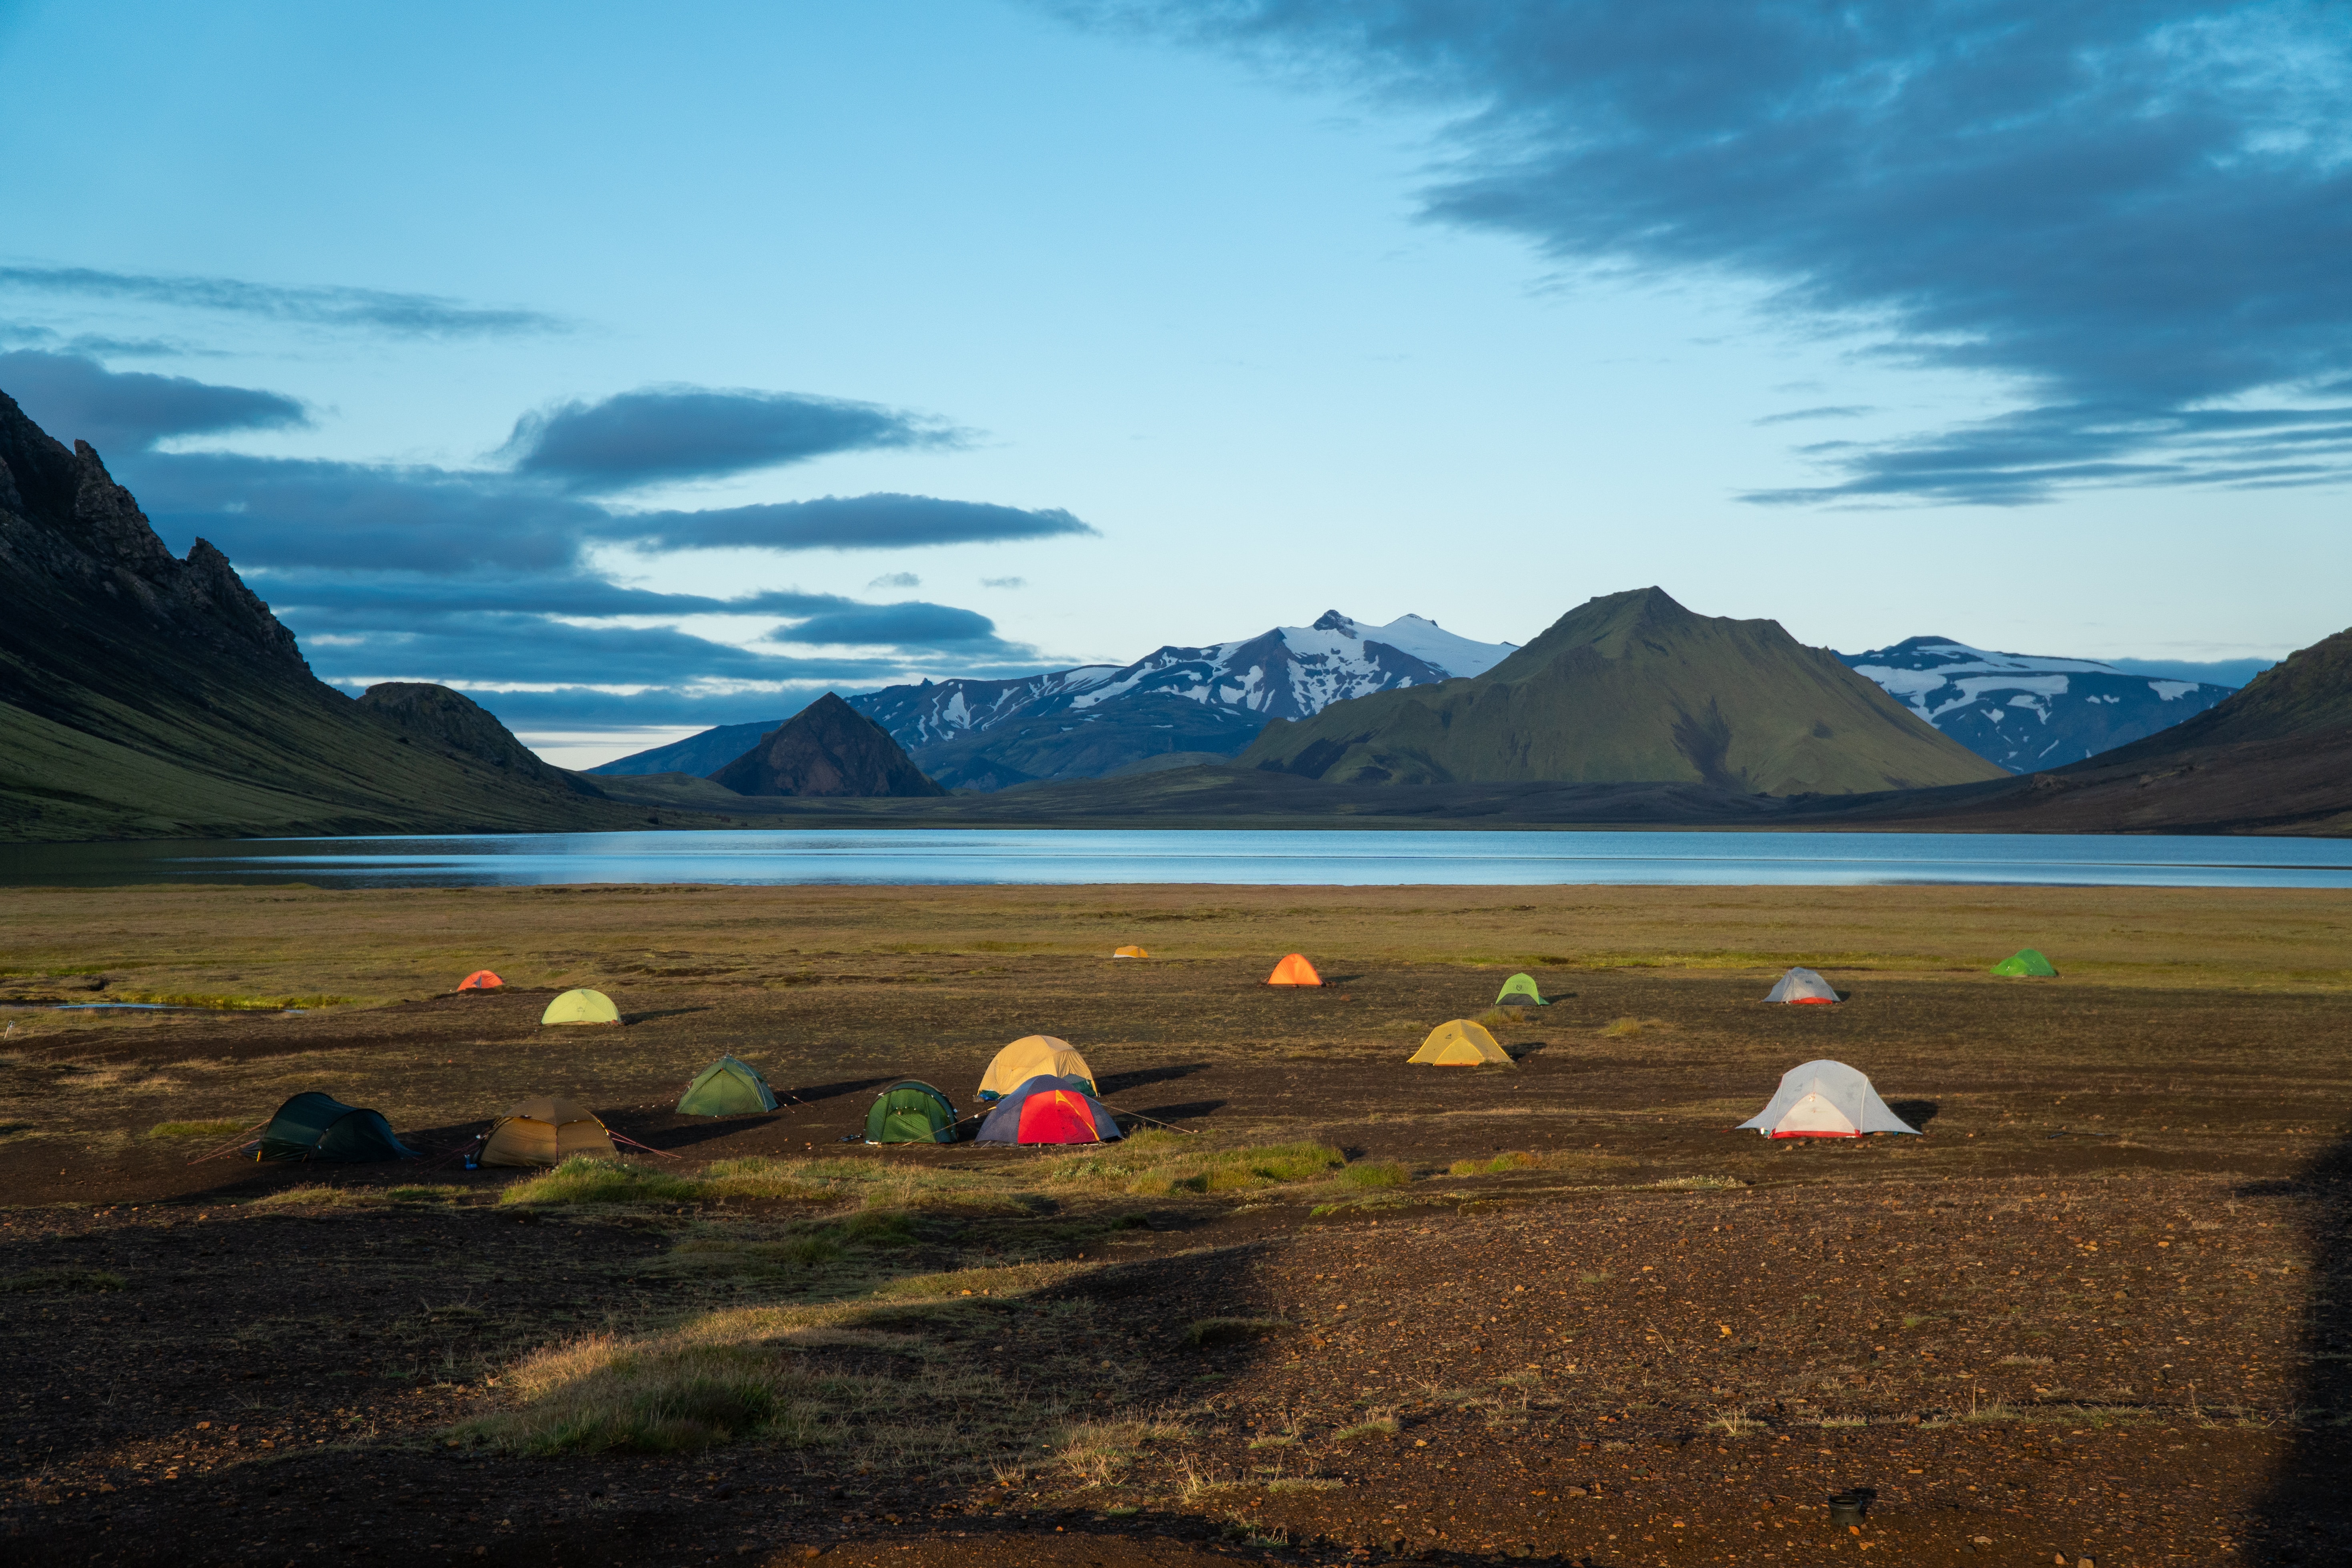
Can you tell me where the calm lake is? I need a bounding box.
[3,829,2349,889]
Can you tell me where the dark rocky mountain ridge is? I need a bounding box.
[0,387,629,841]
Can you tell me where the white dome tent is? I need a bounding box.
[1739,1059,1919,1139]
[1763,967,1839,1004]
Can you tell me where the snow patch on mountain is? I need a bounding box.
[1840,637,2235,773]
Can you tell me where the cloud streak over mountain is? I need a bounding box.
[0,265,570,339]
[504,384,968,492]
[0,353,1084,728]
[1073,0,2352,504]
[0,350,307,453]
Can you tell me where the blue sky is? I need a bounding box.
[2,0,2343,764]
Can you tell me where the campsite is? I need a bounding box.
[2,879,2348,1566]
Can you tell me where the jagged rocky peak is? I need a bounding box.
[0,389,307,673]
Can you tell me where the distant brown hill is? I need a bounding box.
[708,693,946,797]
[0,388,631,842]
[1239,587,2001,795]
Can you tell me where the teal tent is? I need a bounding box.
[865,1080,959,1144]
[1495,972,1547,1007]
[677,1056,780,1116]
[253,1092,415,1163]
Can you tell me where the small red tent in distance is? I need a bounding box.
[456,971,503,992]
[1266,954,1321,986]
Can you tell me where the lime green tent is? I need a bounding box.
[541,988,620,1025]
[1991,949,2059,978]
[677,1056,779,1116]
[1495,972,1547,1007]
[866,1080,958,1144]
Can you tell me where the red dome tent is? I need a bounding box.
[456,970,503,992]
[973,1075,1123,1146]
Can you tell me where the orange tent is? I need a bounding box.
[1266,954,1322,986]
[457,970,503,992]
[1113,945,1148,959]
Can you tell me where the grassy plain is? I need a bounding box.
[3,881,2350,1567]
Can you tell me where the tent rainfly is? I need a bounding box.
[1764,967,1840,1004]
[1409,1019,1514,1066]
[865,1080,959,1144]
[677,1056,779,1116]
[1494,972,1547,1007]
[978,1036,1096,1102]
[1112,944,1149,959]
[541,988,620,1026]
[1738,1060,1918,1138]
[456,970,502,992]
[1266,953,1322,986]
[1991,949,2059,977]
[253,1092,416,1162]
[477,1098,616,1168]
[974,1074,1122,1145]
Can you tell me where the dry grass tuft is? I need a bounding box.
[144,1118,248,1142]
[1599,1016,1672,1037]
[4,1266,126,1293]
[1334,1415,1400,1441]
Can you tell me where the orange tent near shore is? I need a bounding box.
[1266,954,1322,986]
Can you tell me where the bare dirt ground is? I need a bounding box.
[2,882,2348,1568]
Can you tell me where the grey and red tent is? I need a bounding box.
[974,1074,1122,1146]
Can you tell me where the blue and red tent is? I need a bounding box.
[974,1074,1122,1146]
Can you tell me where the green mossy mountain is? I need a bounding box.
[0,388,634,842]
[1237,587,2004,795]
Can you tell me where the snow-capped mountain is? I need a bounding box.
[590,611,1514,789]
[855,611,1511,747]
[844,611,1515,789]
[1838,637,2235,773]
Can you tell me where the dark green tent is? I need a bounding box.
[1495,972,1547,1007]
[253,1092,415,1163]
[677,1056,780,1116]
[865,1080,958,1145]
[1991,949,2059,978]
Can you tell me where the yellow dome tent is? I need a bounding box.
[1112,944,1149,958]
[477,1097,617,1167]
[540,989,620,1026]
[978,1035,1097,1102]
[1409,1019,1513,1067]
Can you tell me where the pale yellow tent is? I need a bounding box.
[1112,944,1149,959]
[541,988,620,1026]
[1409,1019,1513,1067]
[478,1097,617,1167]
[978,1034,1097,1101]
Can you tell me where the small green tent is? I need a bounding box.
[865,1080,959,1144]
[1991,949,2059,978]
[1495,972,1547,1007]
[253,1092,415,1162]
[676,1056,779,1116]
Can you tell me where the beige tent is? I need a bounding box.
[1409,1019,1513,1067]
[978,1035,1096,1102]
[478,1097,617,1167]
[541,988,620,1026]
